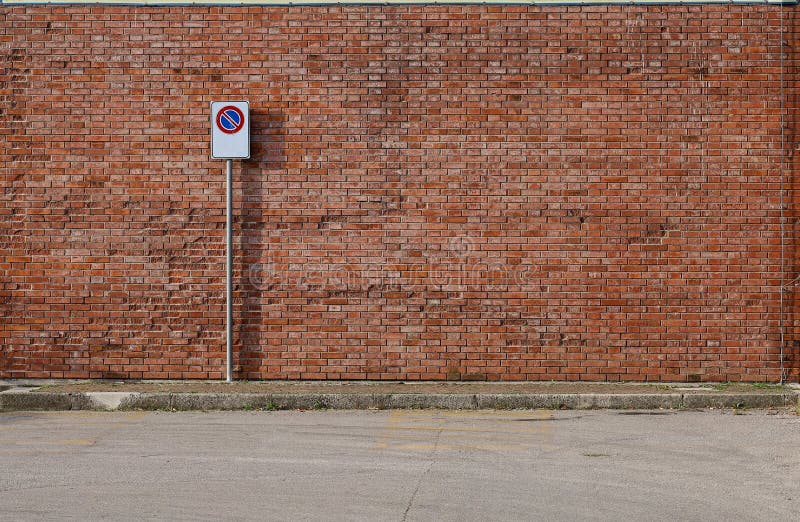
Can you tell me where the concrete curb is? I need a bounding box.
[681,393,799,409]
[1,390,798,412]
[0,392,96,412]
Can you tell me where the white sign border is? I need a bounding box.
[211,100,250,160]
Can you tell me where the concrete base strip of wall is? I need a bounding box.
[1,390,797,412]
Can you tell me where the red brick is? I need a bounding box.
[0,5,798,383]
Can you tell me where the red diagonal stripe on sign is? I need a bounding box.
[221,111,238,128]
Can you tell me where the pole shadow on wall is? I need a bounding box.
[237,108,286,380]
[786,9,800,383]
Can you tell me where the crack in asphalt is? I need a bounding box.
[401,424,443,522]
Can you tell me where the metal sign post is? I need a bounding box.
[211,101,250,382]
[226,158,233,383]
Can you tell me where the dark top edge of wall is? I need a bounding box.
[2,0,797,7]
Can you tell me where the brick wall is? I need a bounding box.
[2,5,799,381]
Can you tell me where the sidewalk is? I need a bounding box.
[2,380,798,412]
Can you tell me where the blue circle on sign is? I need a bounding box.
[216,106,245,134]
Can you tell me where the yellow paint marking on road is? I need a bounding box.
[0,450,76,456]
[373,408,559,452]
[0,411,149,450]
[373,409,415,450]
[381,425,550,435]
[0,438,95,447]
[59,439,95,446]
[370,431,540,444]
[431,409,554,419]
[394,442,519,452]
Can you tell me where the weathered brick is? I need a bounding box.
[0,5,798,382]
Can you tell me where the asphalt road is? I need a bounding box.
[1,409,798,521]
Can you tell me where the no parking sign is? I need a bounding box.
[211,101,249,159]
[211,99,250,382]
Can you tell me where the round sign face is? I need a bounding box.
[215,105,245,134]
